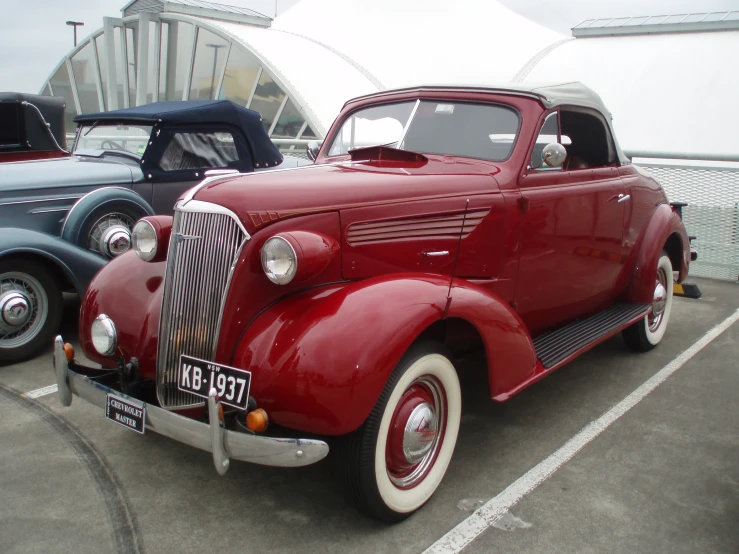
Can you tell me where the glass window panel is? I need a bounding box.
[683,14,707,22]
[605,17,629,27]
[146,21,157,104]
[42,83,52,96]
[113,26,126,109]
[271,99,304,138]
[71,41,101,114]
[664,15,688,24]
[49,62,78,139]
[531,112,558,168]
[218,46,260,106]
[158,22,169,101]
[165,21,195,101]
[189,28,228,100]
[126,26,137,106]
[74,124,152,158]
[249,71,285,132]
[301,125,317,139]
[702,12,727,22]
[159,131,239,170]
[95,35,108,110]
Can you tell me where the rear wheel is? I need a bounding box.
[0,259,63,365]
[337,341,461,522]
[623,252,673,352]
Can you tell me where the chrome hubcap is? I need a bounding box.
[0,272,48,348]
[1,291,31,328]
[402,402,438,464]
[88,213,136,258]
[648,267,669,332]
[386,376,447,489]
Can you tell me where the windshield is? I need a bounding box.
[74,124,153,159]
[327,100,520,162]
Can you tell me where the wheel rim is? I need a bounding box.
[649,265,669,332]
[87,213,136,257]
[385,375,447,489]
[0,272,48,349]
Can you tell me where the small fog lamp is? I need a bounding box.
[91,314,117,356]
[132,220,158,262]
[261,236,297,285]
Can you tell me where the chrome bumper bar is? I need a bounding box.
[53,337,329,471]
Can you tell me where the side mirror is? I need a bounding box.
[541,143,567,168]
[306,140,321,162]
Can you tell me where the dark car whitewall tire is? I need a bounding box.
[0,259,63,365]
[623,252,673,352]
[338,341,461,522]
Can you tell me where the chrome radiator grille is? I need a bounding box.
[157,208,247,408]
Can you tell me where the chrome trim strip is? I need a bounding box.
[30,208,72,214]
[396,99,420,150]
[176,199,250,237]
[0,196,83,207]
[54,337,329,468]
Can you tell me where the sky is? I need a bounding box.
[0,0,736,95]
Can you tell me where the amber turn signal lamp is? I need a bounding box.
[218,403,224,421]
[246,408,269,433]
[63,343,75,361]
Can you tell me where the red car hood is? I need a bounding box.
[189,158,500,234]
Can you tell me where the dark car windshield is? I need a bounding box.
[74,124,153,159]
[327,100,520,162]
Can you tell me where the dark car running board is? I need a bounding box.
[533,303,651,369]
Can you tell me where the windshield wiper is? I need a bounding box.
[83,121,100,137]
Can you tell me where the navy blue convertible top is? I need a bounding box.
[75,100,282,167]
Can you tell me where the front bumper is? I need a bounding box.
[53,337,329,473]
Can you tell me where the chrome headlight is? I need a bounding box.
[91,314,117,356]
[261,236,297,285]
[132,220,157,261]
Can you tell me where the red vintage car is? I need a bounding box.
[54,82,691,522]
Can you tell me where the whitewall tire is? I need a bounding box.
[337,341,461,522]
[623,252,673,352]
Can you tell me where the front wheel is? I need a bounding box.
[0,259,63,365]
[337,341,461,522]
[623,252,673,352]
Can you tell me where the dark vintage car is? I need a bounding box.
[0,93,69,163]
[54,82,692,521]
[0,100,290,363]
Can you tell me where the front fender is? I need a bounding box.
[60,186,155,244]
[0,227,107,294]
[623,203,689,304]
[233,274,536,436]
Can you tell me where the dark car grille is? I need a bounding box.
[156,207,247,408]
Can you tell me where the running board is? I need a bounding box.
[533,303,650,369]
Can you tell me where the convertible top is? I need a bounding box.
[0,92,67,151]
[75,100,283,167]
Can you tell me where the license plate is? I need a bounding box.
[105,394,146,434]
[177,354,251,411]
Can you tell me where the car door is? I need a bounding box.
[514,109,627,335]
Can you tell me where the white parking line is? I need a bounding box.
[425,308,739,554]
[22,384,58,399]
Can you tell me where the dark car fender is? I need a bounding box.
[232,274,536,436]
[60,186,155,245]
[622,203,690,304]
[0,227,107,294]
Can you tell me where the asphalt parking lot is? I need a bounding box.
[1,277,737,554]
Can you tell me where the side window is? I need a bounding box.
[530,112,559,169]
[159,131,239,171]
[560,110,616,170]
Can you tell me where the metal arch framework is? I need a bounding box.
[39,12,325,140]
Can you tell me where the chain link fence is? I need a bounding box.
[637,162,739,281]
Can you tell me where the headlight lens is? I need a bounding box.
[132,220,157,261]
[261,236,297,285]
[91,314,117,356]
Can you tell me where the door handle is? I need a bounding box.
[423,251,449,257]
[610,193,630,203]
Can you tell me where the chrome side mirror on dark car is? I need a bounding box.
[306,140,321,162]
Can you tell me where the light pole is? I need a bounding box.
[66,21,84,47]
[206,43,225,98]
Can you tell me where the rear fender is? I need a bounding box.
[233,274,536,435]
[623,203,689,304]
[0,227,107,294]
[60,186,154,244]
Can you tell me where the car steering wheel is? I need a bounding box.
[101,140,125,151]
